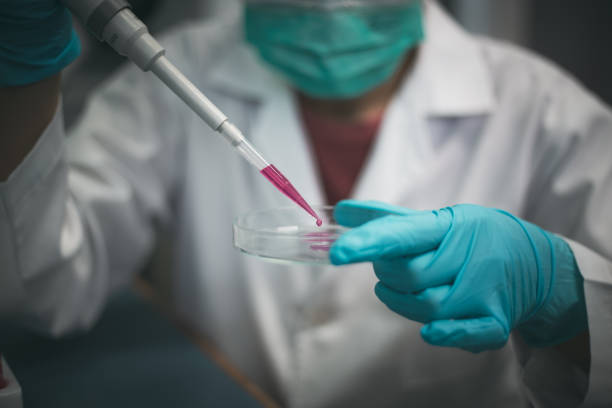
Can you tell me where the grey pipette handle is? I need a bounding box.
[60,0,228,130]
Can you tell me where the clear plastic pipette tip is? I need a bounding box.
[219,123,322,226]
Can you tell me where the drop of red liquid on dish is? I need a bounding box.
[261,164,323,226]
[304,231,337,252]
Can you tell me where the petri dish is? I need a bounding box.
[233,205,348,265]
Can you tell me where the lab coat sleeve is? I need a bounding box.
[519,68,612,406]
[0,7,240,337]
[0,37,200,336]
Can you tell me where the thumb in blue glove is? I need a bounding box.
[1,0,81,86]
[330,200,588,352]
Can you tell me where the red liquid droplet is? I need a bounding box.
[261,165,323,226]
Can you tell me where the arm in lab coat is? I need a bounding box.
[0,62,183,336]
[0,15,234,336]
[520,67,612,407]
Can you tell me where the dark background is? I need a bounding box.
[441,0,612,106]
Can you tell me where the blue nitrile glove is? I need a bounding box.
[0,0,80,86]
[330,200,588,352]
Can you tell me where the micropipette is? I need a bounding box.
[60,0,322,226]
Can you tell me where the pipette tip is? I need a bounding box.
[260,164,323,226]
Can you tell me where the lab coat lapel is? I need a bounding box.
[351,77,430,206]
[352,0,497,206]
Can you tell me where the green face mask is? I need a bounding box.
[244,3,424,99]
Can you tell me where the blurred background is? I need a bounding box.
[63,0,612,129]
[440,0,612,106]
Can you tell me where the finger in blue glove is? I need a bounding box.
[330,202,451,264]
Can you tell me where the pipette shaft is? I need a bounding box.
[149,57,270,170]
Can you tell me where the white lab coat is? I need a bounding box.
[0,2,610,407]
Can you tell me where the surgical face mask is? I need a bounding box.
[244,1,424,99]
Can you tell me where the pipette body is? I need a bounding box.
[61,0,266,170]
[60,0,322,225]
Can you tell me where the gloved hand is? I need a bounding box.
[330,200,588,352]
[0,0,80,86]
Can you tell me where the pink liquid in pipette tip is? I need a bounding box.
[261,164,323,226]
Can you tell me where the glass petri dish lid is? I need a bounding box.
[233,205,348,265]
